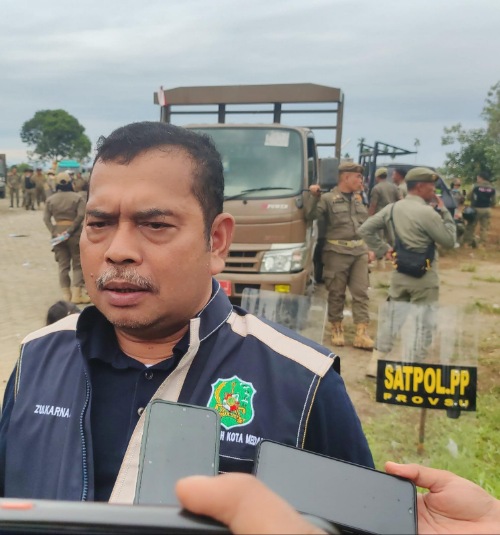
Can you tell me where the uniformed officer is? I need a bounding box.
[463,171,496,247]
[23,167,36,210]
[368,167,400,216]
[43,172,91,304]
[368,167,400,266]
[392,167,408,199]
[358,167,456,376]
[306,162,374,349]
[33,167,47,208]
[46,170,57,194]
[450,178,466,246]
[71,172,89,202]
[7,166,22,208]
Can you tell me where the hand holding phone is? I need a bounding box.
[254,440,417,534]
[135,401,221,506]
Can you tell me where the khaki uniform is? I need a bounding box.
[359,195,456,303]
[43,191,86,292]
[464,181,496,246]
[370,180,400,213]
[23,174,36,210]
[306,187,370,324]
[359,196,456,356]
[369,180,400,244]
[33,171,47,207]
[397,182,407,199]
[7,172,22,208]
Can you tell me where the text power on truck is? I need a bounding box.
[154,83,344,301]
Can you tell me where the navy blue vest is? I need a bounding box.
[4,286,349,500]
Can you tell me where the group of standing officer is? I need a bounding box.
[7,166,51,210]
[6,166,39,210]
[7,164,91,305]
[306,163,466,361]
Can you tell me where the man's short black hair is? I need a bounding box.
[394,167,407,178]
[92,122,224,242]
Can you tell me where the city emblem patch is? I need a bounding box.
[208,375,256,429]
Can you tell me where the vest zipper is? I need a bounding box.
[79,372,91,501]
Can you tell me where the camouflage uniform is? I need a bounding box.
[7,170,22,208]
[43,173,88,303]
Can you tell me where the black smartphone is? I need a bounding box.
[254,440,417,535]
[135,400,221,506]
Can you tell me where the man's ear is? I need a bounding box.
[209,212,235,276]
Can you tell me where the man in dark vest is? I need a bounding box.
[463,171,496,247]
[0,122,373,502]
[23,167,36,210]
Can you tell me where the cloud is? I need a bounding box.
[1,0,499,166]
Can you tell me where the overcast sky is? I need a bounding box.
[1,0,499,169]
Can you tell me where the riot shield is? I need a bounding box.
[241,288,327,344]
[372,301,478,455]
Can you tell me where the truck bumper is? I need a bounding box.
[216,271,310,300]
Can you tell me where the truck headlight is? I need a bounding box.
[261,246,307,273]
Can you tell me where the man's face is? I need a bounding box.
[342,171,364,192]
[80,148,230,340]
[418,181,436,202]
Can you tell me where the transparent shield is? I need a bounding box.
[371,301,479,460]
[241,288,327,344]
[376,301,478,368]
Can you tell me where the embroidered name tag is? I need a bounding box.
[34,404,71,418]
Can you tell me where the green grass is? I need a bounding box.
[472,275,500,283]
[460,264,477,273]
[363,388,500,497]
[466,301,500,315]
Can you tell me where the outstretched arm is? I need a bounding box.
[385,462,500,534]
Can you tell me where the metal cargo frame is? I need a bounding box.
[154,83,344,158]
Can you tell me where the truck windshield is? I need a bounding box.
[191,127,303,198]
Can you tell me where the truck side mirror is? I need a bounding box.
[318,158,339,191]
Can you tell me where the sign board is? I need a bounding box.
[375,360,477,411]
[374,302,478,413]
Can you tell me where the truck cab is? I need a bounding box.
[189,123,318,300]
[155,83,344,301]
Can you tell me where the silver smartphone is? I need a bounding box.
[135,400,221,506]
[254,440,417,535]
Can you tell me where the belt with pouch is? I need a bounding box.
[55,219,74,226]
[327,239,365,248]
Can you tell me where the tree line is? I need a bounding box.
[442,81,500,182]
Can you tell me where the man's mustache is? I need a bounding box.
[95,268,158,293]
